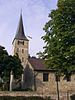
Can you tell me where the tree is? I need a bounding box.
[0,46,8,78]
[2,55,23,80]
[42,0,75,76]
[36,51,45,59]
[0,46,23,90]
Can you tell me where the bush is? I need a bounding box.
[13,88,33,91]
[0,96,51,100]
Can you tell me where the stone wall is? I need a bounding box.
[35,72,75,94]
[0,91,73,100]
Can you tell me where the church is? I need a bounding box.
[12,13,48,91]
[12,13,75,94]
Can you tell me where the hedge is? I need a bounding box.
[0,96,51,100]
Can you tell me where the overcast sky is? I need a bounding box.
[0,0,58,56]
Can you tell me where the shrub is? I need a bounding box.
[0,96,51,100]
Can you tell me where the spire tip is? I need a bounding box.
[21,9,22,14]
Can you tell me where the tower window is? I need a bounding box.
[22,49,24,53]
[43,73,49,82]
[22,57,24,62]
[17,41,24,45]
[22,41,24,45]
[17,48,19,52]
[17,41,19,45]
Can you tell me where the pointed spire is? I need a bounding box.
[14,12,28,41]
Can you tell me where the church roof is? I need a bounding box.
[14,13,28,41]
[28,57,47,70]
[28,57,56,72]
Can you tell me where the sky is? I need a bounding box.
[0,0,58,56]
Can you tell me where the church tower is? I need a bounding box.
[12,13,29,68]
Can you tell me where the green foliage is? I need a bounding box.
[3,55,23,80]
[36,51,45,59]
[0,96,51,100]
[13,87,33,91]
[0,46,23,90]
[42,0,75,75]
[0,46,8,77]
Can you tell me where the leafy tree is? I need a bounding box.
[0,46,8,77]
[2,55,23,81]
[36,51,45,59]
[0,46,23,90]
[42,0,75,76]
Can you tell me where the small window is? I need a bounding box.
[22,57,24,62]
[17,48,19,52]
[22,49,24,53]
[17,41,19,45]
[63,75,71,82]
[43,73,49,82]
[17,41,24,45]
[22,41,24,45]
